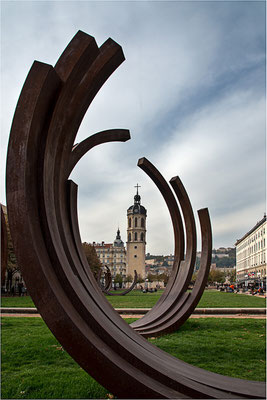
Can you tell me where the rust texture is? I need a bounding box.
[6,31,265,399]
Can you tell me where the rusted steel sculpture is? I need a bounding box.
[97,265,137,296]
[1,205,8,286]
[105,270,138,296]
[6,31,265,399]
[97,265,113,292]
[131,158,207,336]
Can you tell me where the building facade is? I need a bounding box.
[126,185,147,278]
[93,229,126,279]
[235,215,266,287]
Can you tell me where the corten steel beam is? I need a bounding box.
[6,31,265,399]
[1,205,8,286]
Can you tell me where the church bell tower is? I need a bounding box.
[126,184,147,279]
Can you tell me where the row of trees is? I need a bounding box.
[195,257,236,270]
[191,269,236,285]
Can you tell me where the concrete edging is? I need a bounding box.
[116,307,266,315]
[1,307,265,315]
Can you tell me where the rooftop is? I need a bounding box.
[235,214,266,246]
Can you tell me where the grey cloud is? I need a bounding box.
[1,1,265,254]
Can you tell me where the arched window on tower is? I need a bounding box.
[128,233,131,242]
[141,232,144,241]
[134,232,138,241]
[134,217,138,227]
[128,217,131,228]
[141,218,145,227]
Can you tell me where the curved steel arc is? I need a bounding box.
[134,157,184,321]
[138,157,184,264]
[6,31,265,399]
[68,129,130,177]
[97,266,112,292]
[132,170,197,332]
[105,270,138,296]
[68,180,109,295]
[67,128,130,287]
[134,208,210,337]
[41,34,125,290]
[104,268,113,292]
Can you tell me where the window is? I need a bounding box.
[135,217,138,227]
[141,232,144,241]
[141,218,145,228]
[134,232,138,241]
[129,218,131,228]
[134,246,137,249]
[128,233,131,242]
[134,255,137,258]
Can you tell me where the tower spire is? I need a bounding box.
[134,183,141,205]
[134,183,141,195]
[116,227,121,239]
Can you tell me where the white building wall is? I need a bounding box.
[236,217,266,281]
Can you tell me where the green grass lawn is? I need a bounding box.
[197,290,266,308]
[1,290,266,309]
[149,318,266,381]
[1,318,108,400]
[1,317,265,399]
[1,296,35,308]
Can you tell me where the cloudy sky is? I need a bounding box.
[1,1,266,255]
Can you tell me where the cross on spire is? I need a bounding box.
[134,183,141,195]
